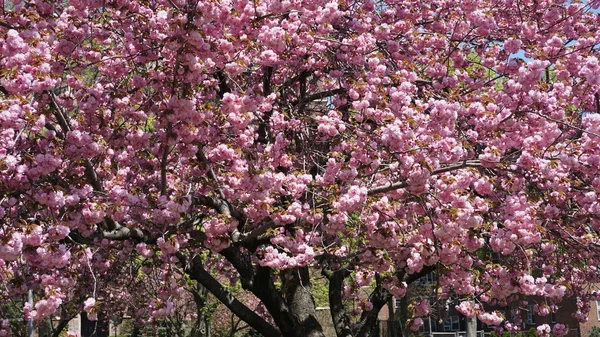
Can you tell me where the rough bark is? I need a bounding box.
[283,267,326,337]
[326,269,353,337]
[356,278,392,337]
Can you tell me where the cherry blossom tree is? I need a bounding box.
[2,0,600,337]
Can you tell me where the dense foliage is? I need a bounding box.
[2,0,600,337]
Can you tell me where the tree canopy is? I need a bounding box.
[1,0,600,337]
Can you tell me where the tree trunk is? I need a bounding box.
[283,267,326,337]
[191,284,210,337]
[387,297,396,337]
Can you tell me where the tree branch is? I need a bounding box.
[367,159,482,196]
[178,253,282,337]
[355,276,391,337]
[101,226,154,242]
[193,195,247,241]
[239,218,278,249]
[217,244,300,337]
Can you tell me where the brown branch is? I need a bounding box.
[193,195,246,230]
[178,253,282,337]
[216,70,231,99]
[239,218,279,249]
[367,159,483,196]
[355,276,391,337]
[160,142,169,196]
[101,226,153,242]
[218,243,300,337]
[196,151,226,200]
[0,21,14,29]
[257,66,274,144]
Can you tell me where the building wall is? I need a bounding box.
[579,299,600,337]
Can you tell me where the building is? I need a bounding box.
[374,275,600,337]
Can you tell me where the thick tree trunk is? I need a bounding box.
[283,267,326,337]
[327,270,353,337]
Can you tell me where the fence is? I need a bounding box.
[431,331,487,337]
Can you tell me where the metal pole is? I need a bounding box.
[27,289,33,337]
[429,316,432,337]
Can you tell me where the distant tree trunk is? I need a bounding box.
[81,312,109,337]
[387,298,396,337]
[397,296,409,337]
[190,283,211,337]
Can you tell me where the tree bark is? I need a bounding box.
[356,278,392,337]
[283,267,326,337]
[387,297,397,337]
[326,269,353,337]
[180,254,282,337]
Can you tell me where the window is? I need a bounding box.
[551,312,557,324]
[526,305,535,325]
[419,317,436,333]
[596,300,600,321]
[418,272,437,284]
[444,316,460,331]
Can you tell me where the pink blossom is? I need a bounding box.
[32,296,62,320]
[552,324,568,337]
[136,243,154,258]
[150,300,173,318]
[409,318,424,331]
[536,324,551,337]
[83,298,97,321]
[478,311,504,326]
[0,320,10,337]
[157,237,180,255]
[456,301,478,318]
[413,299,430,316]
